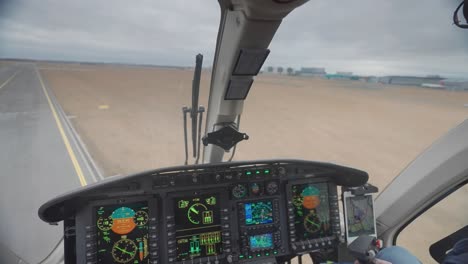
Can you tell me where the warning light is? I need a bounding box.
[255,170,260,174]
[246,171,252,175]
[264,169,270,174]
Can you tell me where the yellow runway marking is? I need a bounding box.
[98,105,109,110]
[0,70,20,90]
[36,68,87,186]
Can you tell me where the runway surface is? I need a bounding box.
[0,63,99,263]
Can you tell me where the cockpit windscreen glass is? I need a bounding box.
[96,202,150,263]
[291,183,332,240]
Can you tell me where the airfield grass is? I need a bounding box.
[40,64,468,263]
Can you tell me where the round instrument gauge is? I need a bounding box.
[266,181,279,195]
[97,216,113,231]
[133,210,148,226]
[304,212,321,233]
[112,238,137,263]
[232,184,247,199]
[250,183,261,195]
[187,203,208,225]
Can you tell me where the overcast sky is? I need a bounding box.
[1,0,467,77]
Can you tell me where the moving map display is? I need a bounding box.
[291,183,332,240]
[345,195,375,237]
[174,194,222,261]
[96,202,149,263]
[249,233,274,250]
[244,201,274,225]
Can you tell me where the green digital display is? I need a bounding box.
[96,202,149,264]
[244,201,273,225]
[174,194,222,261]
[291,183,332,240]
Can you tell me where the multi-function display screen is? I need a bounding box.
[249,233,274,250]
[96,202,150,263]
[244,200,274,225]
[291,183,332,240]
[174,194,222,261]
[345,195,375,237]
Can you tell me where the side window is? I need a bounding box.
[397,184,468,263]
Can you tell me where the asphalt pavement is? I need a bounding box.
[0,63,99,263]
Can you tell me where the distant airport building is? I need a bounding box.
[326,72,358,80]
[337,72,353,76]
[366,76,379,83]
[379,76,444,86]
[440,78,468,91]
[295,67,326,77]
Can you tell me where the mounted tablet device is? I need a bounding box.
[342,184,379,245]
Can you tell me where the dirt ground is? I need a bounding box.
[39,64,468,263]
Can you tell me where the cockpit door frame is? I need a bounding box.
[375,119,468,247]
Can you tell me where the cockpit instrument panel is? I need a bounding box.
[287,179,341,253]
[291,183,332,239]
[173,194,222,261]
[165,190,231,263]
[244,200,274,225]
[96,202,150,263]
[38,159,369,264]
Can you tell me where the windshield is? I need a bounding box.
[1,0,467,263]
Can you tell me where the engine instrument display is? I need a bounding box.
[244,200,274,225]
[96,202,149,263]
[174,194,222,261]
[291,183,332,240]
[249,233,274,251]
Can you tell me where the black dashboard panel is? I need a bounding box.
[38,159,368,264]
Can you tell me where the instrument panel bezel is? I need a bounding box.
[40,159,369,263]
[164,188,231,264]
[286,178,341,253]
[74,195,159,264]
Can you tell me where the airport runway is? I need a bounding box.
[0,64,100,263]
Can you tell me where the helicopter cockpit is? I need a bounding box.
[36,0,468,263]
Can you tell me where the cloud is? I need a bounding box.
[0,0,467,77]
[0,0,219,65]
[270,0,468,76]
